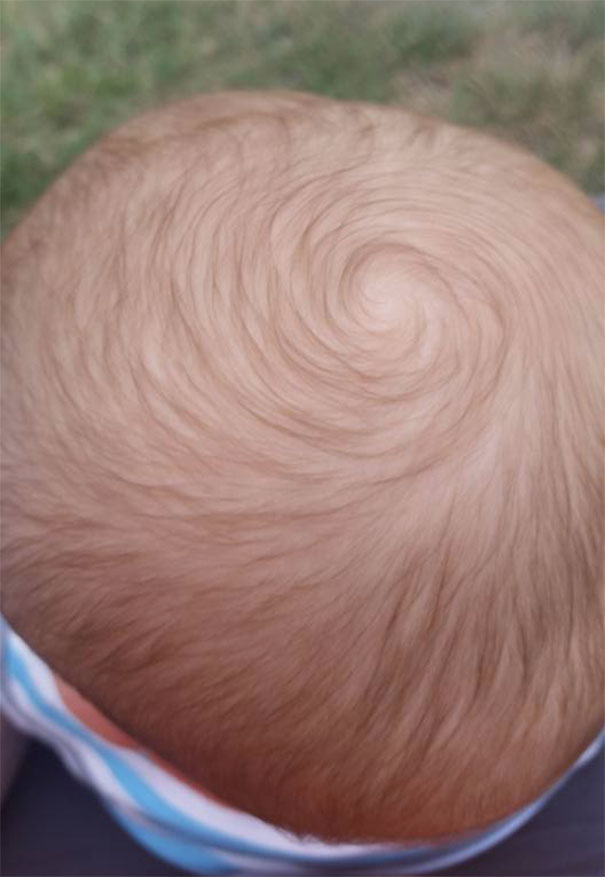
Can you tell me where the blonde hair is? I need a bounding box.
[2,91,603,842]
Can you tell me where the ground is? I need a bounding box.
[1,0,603,234]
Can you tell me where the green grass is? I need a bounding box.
[2,0,603,234]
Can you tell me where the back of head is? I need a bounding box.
[2,91,603,842]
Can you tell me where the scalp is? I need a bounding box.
[1,92,603,841]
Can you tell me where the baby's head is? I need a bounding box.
[2,92,603,843]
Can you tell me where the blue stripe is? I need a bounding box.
[108,805,236,874]
[2,639,414,866]
[5,626,600,874]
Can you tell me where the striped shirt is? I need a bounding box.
[2,619,603,876]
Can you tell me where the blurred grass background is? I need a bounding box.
[2,0,604,234]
